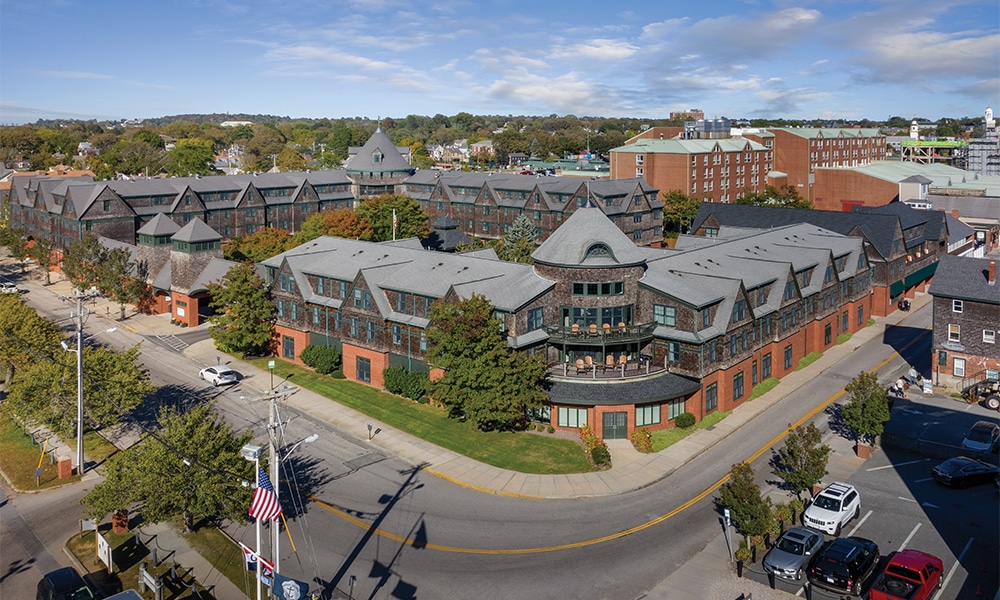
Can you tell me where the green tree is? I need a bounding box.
[81,402,254,532]
[62,234,105,291]
[354,194,430,242]
[207,263,274,357]
[841,371,891,446]
[0,293,63,385]
[275,147,307,172]
[718,462,774,538]
[770,423,831,499]
[164,138,217,176]
[425,294,547,431]
[6,343,153,439]
[496,214,536,263]
[29,237,55,284]
[223,227,292,262]
[96,247,150,320]
[660,190,702,233]
[736,185,812,209]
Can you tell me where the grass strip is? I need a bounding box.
[649,410,731,453]
[246,357,593,474]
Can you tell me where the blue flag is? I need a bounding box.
[271,573,309,600]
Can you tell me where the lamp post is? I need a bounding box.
[60,319,117,476]
[241,444,263,600]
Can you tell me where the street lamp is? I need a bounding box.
[60,326,117,475]
[241,444,263,600]
[271,432,319,575]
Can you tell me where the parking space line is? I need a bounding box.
[898,523,921,552]
[898,496,917,503]
[914,477,933,483]
[866,459,927,471]
[934,537,973,600]
[847,509,873,537]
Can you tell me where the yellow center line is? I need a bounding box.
[311,341,909,554]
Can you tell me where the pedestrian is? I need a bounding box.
[908,366,918,385]
[897,376,908,394]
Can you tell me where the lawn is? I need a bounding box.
[749,377,780,401]
[796,351,823,371]
[0,413,119,490]
[649,410,731,453]
[246,357,593,474]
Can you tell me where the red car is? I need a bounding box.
[869,549,943,600]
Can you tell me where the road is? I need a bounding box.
[4,269,993,600]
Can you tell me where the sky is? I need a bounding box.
[1,0,997,125]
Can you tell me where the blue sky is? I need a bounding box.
[1,0,996,124]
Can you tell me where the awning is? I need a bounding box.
[889,280,905,297]
[904,261,938,288]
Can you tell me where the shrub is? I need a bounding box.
[591,446,611,466]
[735,540,752,563]
[675,412,696,428]
[382,367,428,401]
[631,427,653,453]
[299,345,341,375]
[547,426,554,433]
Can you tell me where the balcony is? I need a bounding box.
[543,322,656,346]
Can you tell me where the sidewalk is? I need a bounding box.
[14,267,933,600]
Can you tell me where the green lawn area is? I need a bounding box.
[246,357,593,474]
[749,377,780,401]
[649,410,731,453]
[836,332,853,345]
[796,351,823,371]
[0,413,119,490]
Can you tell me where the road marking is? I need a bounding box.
[914,477,933,483]
[898,522,921,552]
[846,509,873,537]
[934,537,973,600]
[921,502,940,509]
[898,496,917,503]
[867,458,926,471]
[316,338,916,553]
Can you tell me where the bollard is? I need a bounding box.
[170,563,177,580]
[736,560,744,578]
[768,571,775,589]
[139,562,147,593]
[152,548,157,568]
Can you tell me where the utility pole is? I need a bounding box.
[269,393,280,576]
[62,289,99,475]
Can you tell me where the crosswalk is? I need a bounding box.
[154,334,188,353]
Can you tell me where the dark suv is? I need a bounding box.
[807,536,880,596]
[36,567,94,600]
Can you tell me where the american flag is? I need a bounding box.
[249,468,282,522]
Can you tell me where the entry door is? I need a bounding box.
[602,412,627,440]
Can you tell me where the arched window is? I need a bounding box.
[586,243,611,258]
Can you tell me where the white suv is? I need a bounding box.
[0,281,19,294]
[802,482,861,535]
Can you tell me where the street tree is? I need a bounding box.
[62,234,105,291]
[6,343,153,439]
[97,247,150,320]
[28,236,56,284]
[354,194,430,242]
[224,227,293,262]
[291,208,373,245]
[207,262,275,357]
[425,294,547,431]
[841,371,891,446]
[0,293,63,385]
[660,190,702,234]
[81,402,254,532]
[164,138,217,176]
[718,462,774,539]
[770,423,831,499]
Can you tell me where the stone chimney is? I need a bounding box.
[989,261,996,286]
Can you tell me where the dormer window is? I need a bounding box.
[372,151,383,164]
[586,243,611,258]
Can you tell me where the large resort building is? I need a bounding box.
[264,207,872,440]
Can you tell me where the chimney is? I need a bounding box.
[990,261,996,286]
[951,209,960,218]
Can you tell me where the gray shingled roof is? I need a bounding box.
[172,217,221,243]
[928,255,1000,304]
[533,207,648,267]
[137,213,181,236]
[546,371,701,405]
[344,127,414,174]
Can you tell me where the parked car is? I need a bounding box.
[0,281,19,293]
[931,456,1000,488]
[762,526,824,581]
[807,536,880,596]
[36,567,94,600]
[961,420,1000,453]
[199,365,239,386]
[868,549,943,600]
[802,482,861,535]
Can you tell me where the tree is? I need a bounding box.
[354,194,430,242]
[841,371,891,446]
[81,402,254,532]
[660,190,702,233]
[718,462,774,539]
[291,209,373,245]
[735,185,812,209]
[425,294,547,431]
[496,214,537,263]
[224,227,293,262]
[96,247,150,320]
[0,293,63,385]
[164,138,217,176]
[5,343,153,439]
[62,235,105,291]
[276,147,307,172]
[771,423,831,499]
[207,263,274,357]
[28,237,55,284]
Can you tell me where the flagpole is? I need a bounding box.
[270,395,280,577]
[255,456,262,600]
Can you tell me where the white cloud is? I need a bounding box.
[39,70,112,80]
[550,39,639,61]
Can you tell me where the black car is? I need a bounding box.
[36,567,94,600]
[807,536,880,596]
[931,456,1000,488]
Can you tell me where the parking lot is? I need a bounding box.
[743,391,999,599]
